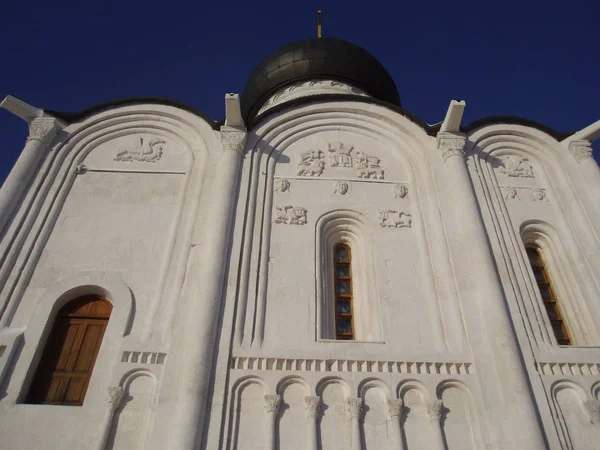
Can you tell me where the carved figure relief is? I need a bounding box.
[379,210,412,228]
[328,142,354,167]
[531,188,546,201]
[502,186,519,200]
[497,156,535,178]
[275,179,291,193]
[354,150,384,179]
[114,136,166,162]
[274,205,308,225]
[334,181,349,195]
[393,184,408,199]
[297,150,326,176]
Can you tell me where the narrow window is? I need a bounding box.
[27,295,112,405]
[526,248,571,345]
[334,243,354,340]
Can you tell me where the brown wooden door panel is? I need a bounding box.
[27,297,112,406]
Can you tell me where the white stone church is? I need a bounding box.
[0,37,599,449]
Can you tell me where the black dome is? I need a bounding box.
[241,38,401,120]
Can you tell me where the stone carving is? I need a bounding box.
[388,399,404,418]
[297,150,326,176]
[264,395,282,414]
[569,140,594,163]
[27,117,59,147]
[328,142,355,167]
[531,188,546,201]
[498,156,535,178]
[347,398,364,418]
[355,150,384,179]
[221,128,247,153]
[273,205,308,225]
[305,396,321,418]
[437,133,466,161]
[585,400,600,423]
[275,179,291,193]
[502,186,519,200]
[427,399,444,421]
[106,386,124,411]
[379,210,412,228]
[114,136,166,162]
[393,184,408,199]
[334,181,349,195]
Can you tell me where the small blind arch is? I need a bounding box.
[27,295,112,405]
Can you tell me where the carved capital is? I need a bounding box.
[437,132,466,162]
[388,398,404,418]
[305,396,321,418]
[220,128,247,153]
[106,386,124,411]
[347,397,364,419]
[27,117,59,147]
[585,400,600,423]
[427,399,444,421]
[264,394,282,414]
[569,140,594,163]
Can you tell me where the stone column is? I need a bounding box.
[348,397,364,450]
[585,400,600,435]
[0,117,60,235]
[436,132,546,448]
[305,396,321,450]
[427,400,445,450]
[154,126,246,450]
[569,140,600,210]
[264,394,281,450]
[388,398,405,450]
[96,386,124,450]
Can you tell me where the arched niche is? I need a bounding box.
[229,376,269,450]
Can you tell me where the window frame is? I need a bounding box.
[333,243,355,340]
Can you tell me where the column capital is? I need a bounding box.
[106,386,124,412]
[27,117,61,147]
[436,132,467,162]
[427,399,444,421]
[387,398,404,419]
[585,399,600,423]
[220,126,247,154]
[347,397,364,419]
[264,394,282,414]
[569,140,594,163]
[304,396,321,418]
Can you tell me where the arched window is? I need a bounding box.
[27,295,112,405]
[526,247,571,345]
[334,243,354,340]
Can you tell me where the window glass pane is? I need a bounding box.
[527,249,541,266]
[335,264,350,277]
[539,285,552,300]
[545,303,560,320]
[336,280,351,294]
[335,245,349,261]
[336,300,351,314]
[336,317,352,334]
[552,322,569,342]
[533,268,546,283]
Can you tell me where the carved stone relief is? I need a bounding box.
[393,184,408,199]
[114,136,166,162]
[379,210,412,228]
[585,399,600,423]
[388,399,404,419]
[497,156,535,178]
[334,181,349,195]
[347,398,364,418]
[106,386,125,412]
[273,205,308,225]
[275,179,291,193]
[437,133,466,161]
[502,186,519,200]
[305,396,321,418]
[27,117,60,147]
[569,140,594,163]
[531,188,546,201]
[427,399,444,421]
[296,142,385,179]
[264,395,282,414]
[501,186,547,202]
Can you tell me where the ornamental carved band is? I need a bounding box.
[220,129,247,153]
[569,140,594,163]
[348,397,364,418]
[106,386,125,411]
[305,396,321,418]
[27,117,59,147]
[427,399,444,421]
[388,398,404,418]
[264,394,282,414]
[437,133,466,162]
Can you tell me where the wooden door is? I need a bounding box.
[27,295,112,406]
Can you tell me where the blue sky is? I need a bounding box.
[1,0,598,184]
